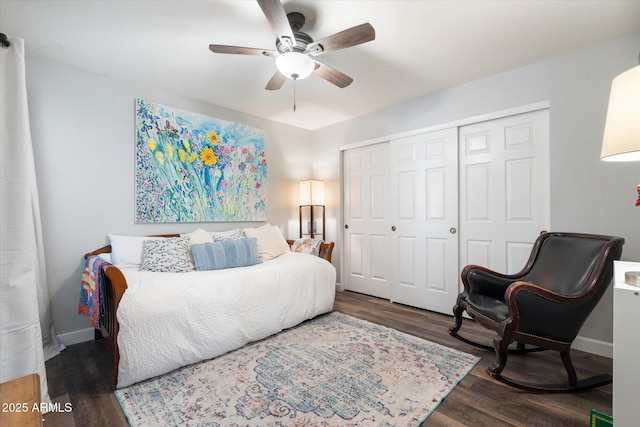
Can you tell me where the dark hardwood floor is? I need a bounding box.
[44,291,612,426]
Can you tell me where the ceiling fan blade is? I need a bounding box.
[209,44,276,57]
[313,60,353,88]
[256,0,296,50]
[265,71,287,90]
[307,23,375,56]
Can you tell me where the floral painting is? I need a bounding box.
[135,99,267,223]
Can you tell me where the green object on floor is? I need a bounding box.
[590,409,613,426]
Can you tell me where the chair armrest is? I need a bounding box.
[461,264,518,298]
[505,281,579,305]
[505,281,587,342]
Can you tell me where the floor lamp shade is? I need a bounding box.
[601,65,640,162]
[299,180,325,205]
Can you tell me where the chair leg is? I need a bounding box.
[449,303,464,335]
[487,335,509,375]
[560,350,578,387]
[448,304,496,351]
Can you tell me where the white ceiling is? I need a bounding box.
[2,1,640,130]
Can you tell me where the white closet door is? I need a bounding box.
[343,143,390,298]
[459,109,550,274]
[389,128,459,313]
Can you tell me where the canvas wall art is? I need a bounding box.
[135,99,267,223]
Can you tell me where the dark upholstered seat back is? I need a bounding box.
[521,235,610,295]
[515,234,622,343]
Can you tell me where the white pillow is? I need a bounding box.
[243,224,290,260]
[181,228,215,245]
[97,253,112,263]
[108,234,166,268]
[180,228,214,269]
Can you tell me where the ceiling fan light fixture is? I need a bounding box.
[276,51,314,80]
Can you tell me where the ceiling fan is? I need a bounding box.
[208,0,375,91]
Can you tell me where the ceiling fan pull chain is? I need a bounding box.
[293,77,297,112]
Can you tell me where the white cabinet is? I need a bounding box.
[613,261,640,425]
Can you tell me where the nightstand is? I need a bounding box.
[0,373,43,427]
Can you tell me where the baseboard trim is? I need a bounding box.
[57,327,94,346]
[573,335,612,358]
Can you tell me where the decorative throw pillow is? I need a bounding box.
[243,224,290,260]
[210,228,246,242]
[291,238,323,256]
[140,237,193,272]
[191,237,261,271]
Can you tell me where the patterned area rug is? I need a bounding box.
[115,312,479,426]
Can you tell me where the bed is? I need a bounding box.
[83,227,336,388]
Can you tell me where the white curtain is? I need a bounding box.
[1,36,63,406]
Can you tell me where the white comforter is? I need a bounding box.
[116,252,336,388]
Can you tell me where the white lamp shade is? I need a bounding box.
[601,65,640,162]
[299,180,325,205]
[276,52,315,80]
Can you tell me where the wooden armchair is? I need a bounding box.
[449,232,624,392]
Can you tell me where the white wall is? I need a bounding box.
[24,34,640,353]
[312,34,640,353]
[25,55,314,343]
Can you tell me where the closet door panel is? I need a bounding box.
[465,163,491,222]
[343,143,390,298]
[397,236,417,287]
[348,232,364,277]
[459,109,550,274]
[426,237,447,292]
[389,128,459,314]
[370,233,388,281]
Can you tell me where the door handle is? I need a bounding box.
[344,224,349,229]
[391,226,396,232]
[450,227,457,234]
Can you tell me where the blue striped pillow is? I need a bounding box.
[191,237,262,271]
